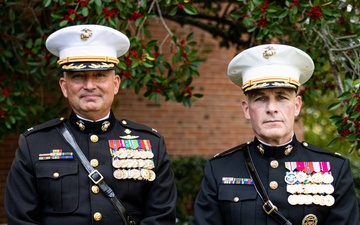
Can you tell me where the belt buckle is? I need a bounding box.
[88,170,104,184]
[262,200,278,215]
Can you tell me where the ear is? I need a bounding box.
[114,74,121,94]
[241,100,251,120]
[59,77,68,98]
[294,95,302,116]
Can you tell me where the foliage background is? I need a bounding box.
[0,0,359,150]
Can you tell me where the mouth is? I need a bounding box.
[80,94,101,100]
[264,120,282,124]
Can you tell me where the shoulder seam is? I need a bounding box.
[23,118,65,137]
[213,143,247,158]
[119,119,161,137]
[301,141,344,158]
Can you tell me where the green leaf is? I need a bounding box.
[169,7,177,16]
[186,32,195,42]
[329,115,343,124]
[50,13,63,20]
[183,5,198,15]
[59,20,69,27]
[230,11,241,19]
[9,115,16,124]
[352,79,360,86]
[327,138,339,148]
[321,7,333,16]
[349,111,360,120]
[95,4,103,15]
[328,102,341,111]
[267,6,278,13]
[5,121,12,129]
[135,16,145,27]
[9,8,16,21]
[43,0,52,7]
[81,7,89,16]
[247,25,257,33]
[95,0,102,7]
[143,61,154,68]
[34,38,42,47]
[345,133,358,142]
[278,10,288,19]
[131,60,139,69]
[146,40,158,48]
[338,92,352,101]
[243,17,251,27]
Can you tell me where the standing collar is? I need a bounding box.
[252,135,300,158]
[69,110,116,134]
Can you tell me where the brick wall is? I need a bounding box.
[0,20,304,223]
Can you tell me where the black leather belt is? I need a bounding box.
[57,123,136,225]
[243,146,292,225]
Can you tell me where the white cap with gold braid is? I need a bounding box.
[46,24,130,71]
[227,44,314,93]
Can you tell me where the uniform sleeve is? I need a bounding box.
[191,160,225,225]
[140,136,177,225]
[326,158,360,225]
[5,134,42,225]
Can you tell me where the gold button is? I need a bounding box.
[303,142,308,147]
[122,120,127,125]
[269,181,278,190]
[93,212,102,221]
[90,134,98,143]
[53,172,59,179]
[270,160,279,168]
[233,197,239,202]
[90,159,99,167]
[91,185,100,194]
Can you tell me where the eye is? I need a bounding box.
[254,96,267,102]
[277,95,289,100]
[95,72,105,77]
[71,73,85,80]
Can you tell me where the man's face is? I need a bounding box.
[59,70,120,121]
[241,88,302,145]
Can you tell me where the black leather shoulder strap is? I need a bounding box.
[243,146,292,225]
[57,123,136,225]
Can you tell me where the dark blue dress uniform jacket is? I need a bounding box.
[5,111,177,225]
[191,136,360,225]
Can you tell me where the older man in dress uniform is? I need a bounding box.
[5,24,176,225]
[191,44,359,225]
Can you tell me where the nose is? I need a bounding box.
[266,98,278,114]
[83,77,96,90]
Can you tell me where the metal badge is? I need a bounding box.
[302,214,318,225]
[76,120,85,131]
[263,46,276,59]
[101,121,110,132]
[80,28,92,41]
[257,144,265,154]
[284,145,293,155]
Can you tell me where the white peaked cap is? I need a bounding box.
[227,44,314,93]
[46,24,130,71]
